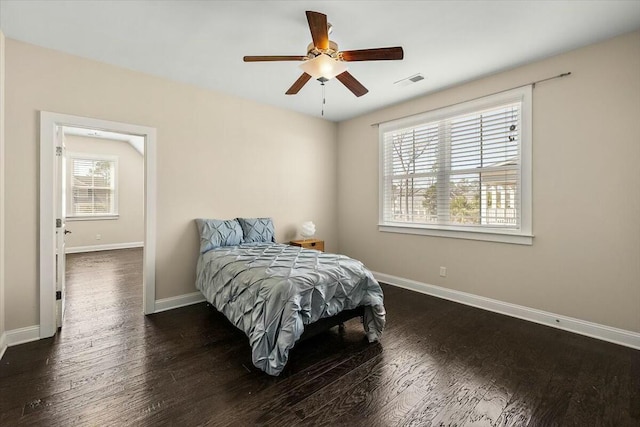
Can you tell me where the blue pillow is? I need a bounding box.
[237,217,276,243]
[195,218,243,253]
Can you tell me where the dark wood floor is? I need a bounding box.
[1,248,638,426]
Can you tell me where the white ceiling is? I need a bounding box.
[1,1,639,122]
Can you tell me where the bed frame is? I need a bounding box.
[299,305,365,342]
[206,303,366,343]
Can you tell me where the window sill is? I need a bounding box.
[378,224,533,245]
[66,215,119,222]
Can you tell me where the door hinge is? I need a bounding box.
[56,146,63,156]
[56,218,62,228]
[56,291,62,300]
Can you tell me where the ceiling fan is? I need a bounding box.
[243,11,404,97]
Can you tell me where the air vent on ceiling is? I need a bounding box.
[394,73,425,87]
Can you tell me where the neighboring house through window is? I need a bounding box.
[67,153,118,219]
[378,86,532,244]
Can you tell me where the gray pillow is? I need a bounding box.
[195,218,243,253]
[237,217,276,243]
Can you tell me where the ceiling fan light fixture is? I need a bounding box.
[299,54,348,80]
[246,11,403,97]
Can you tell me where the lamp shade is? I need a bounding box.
[300,221,316,239]
[299,55,348,80]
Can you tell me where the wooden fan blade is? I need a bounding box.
[244,55,307,62]
[336,71,369,97]
[286,73,312,95]
[306,11,329,50]
[340,47,404,61]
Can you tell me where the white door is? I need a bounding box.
[55,126,68,328]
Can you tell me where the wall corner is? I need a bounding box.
[0,30,7,358]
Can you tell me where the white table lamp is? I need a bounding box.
[300,221,316,240]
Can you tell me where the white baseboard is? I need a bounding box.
[66,241,144,254]
[0,332,7,360]
[154,291,206,313]
[373,272,640,351]
[4,325,41,347]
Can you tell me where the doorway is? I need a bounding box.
[39,112,157,338]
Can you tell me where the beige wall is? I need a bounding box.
[64,135,144,248]
[4,39,338,330]
[337,31,640,333]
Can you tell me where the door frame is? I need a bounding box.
[55,126,67,328]
[39,112,157,338]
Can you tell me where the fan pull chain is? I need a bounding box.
[321,81,326,116]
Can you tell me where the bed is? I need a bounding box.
[195,217,386,376]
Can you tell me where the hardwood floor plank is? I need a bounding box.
[183,310,439,426]
[457,323,556,426]
[7,334,248,426]
[221,293,464,426]
[560,349,608,425]
[284,305,479,426]
[156,333,378,426]
[524,341,585,426]
[598,347,640,426]
[0,304,227,382]
[628,353,640,423]
[383,309,504,426]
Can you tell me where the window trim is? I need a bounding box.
[378,86,533,245]
[66,152,119,219]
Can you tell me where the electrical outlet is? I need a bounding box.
[439,266,447,277]
[96,234,101,240]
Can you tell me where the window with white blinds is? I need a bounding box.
[379,86,532,244]
[67,154,118,218]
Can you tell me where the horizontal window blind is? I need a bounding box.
[69,156,117,216]
[380,86,531,237]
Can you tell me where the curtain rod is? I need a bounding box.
[370,72,572,127]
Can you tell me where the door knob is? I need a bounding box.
[64,230,72,235]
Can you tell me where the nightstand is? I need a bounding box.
[290,239,324,252]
